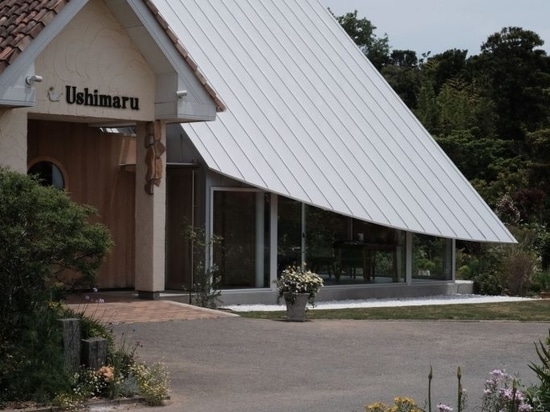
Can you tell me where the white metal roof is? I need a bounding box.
[153,0,516,243]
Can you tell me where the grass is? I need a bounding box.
[238,300,550,321]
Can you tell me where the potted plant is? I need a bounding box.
[275,265,324,321]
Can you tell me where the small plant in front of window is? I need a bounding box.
[183,224,223,308]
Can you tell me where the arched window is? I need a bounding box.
[28,159,66,190]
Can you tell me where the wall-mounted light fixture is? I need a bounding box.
[25,75,43,86]
[176,90,188,99]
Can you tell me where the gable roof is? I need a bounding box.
[157,0,515,243]
[0,0,225,111]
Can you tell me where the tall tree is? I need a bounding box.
[331,9,390,70]
[381,49,421,108]
[421,49,469,94]
[473,27,550,140]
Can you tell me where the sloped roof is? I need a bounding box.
[154,0,515,243]
[0,0,225,111]
[0,0,69,74]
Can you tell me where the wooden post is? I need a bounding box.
[58,318,81,372]
[81,337,108,370]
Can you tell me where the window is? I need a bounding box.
[213,190,270,288]
[28,160,66,190]
[412,234,453,280]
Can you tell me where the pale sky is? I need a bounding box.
[320,0,550,56]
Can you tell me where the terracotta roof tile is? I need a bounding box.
[0,0,70,74]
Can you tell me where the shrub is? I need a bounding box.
[183,224,223,308]
[0,304,71,404]
[0,169,112,340]
[459,224,543,296]
[0,169,112,404]
[130,362,170,406]
[366,397,423,412]
[527,331,550,411]
[530,271,550,293]
[481,369,532,412]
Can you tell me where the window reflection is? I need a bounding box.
[28,160,65,189]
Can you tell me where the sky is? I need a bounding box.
[320,0,550,57]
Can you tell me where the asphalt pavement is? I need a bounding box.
[112,317,549,412]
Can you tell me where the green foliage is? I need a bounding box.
[0,304,71,404]
[0,169,112,404]
[381,50,421,108]
[481,369,532,412]
[366,397,423,412]
[0,169,112,342]
[64,305,115,349]
[527,331,550,411]
[130,362,170,406]
[331,9,390,70]
[240,300,550,321]
[531,271,550,293]
[183,224,223,308]
[458,224,542,296]
[476,27,550,139]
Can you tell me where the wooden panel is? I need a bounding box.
[28,120,136,289]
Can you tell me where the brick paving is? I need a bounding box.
[66,292,237,324]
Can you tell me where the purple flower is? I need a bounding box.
[437,403,453,412]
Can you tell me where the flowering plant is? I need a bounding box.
[481,369,532,412]
[275,265,324,306]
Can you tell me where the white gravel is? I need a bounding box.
[222,294,536,312]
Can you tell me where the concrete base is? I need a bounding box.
[138,290,161,300]
[212,281,474,306]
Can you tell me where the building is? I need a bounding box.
[0,0,515,305]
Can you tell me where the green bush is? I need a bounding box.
[459,223,544,296]
[527,331,550,410]
[531,271,550,293]
[0,169,112,404]
[0,304,71,404]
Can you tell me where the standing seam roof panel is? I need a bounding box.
[155,0,516,243]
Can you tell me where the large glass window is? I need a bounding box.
[277,197,304,271]
[412,234,453,280]
[277,198,405,285]
[213,190,270,288]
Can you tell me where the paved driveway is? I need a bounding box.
[113,317,549,412]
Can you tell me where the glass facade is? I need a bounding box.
[277,198,407,285]
[212,192,453,289]
[213,190,270,288]
[412,234,453,280]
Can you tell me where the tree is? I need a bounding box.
[331,9,390,70]
[421,49,469,94]
[381,49,421,108]
[473,27,550,140]
[0,168,112,342]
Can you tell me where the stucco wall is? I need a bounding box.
[0,108,28,172]
[32,0,155,122]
